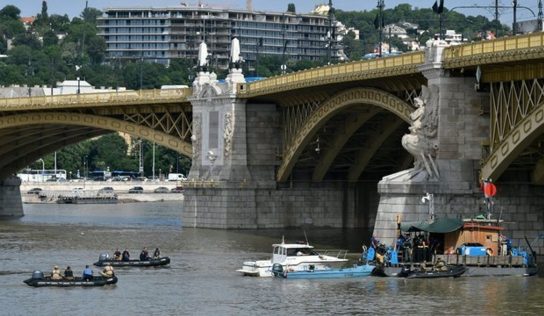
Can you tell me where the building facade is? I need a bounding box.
[97,6,339,69]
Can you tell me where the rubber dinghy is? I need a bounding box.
[24,271,118,287]
[397,265,467,279]
[94,253,170,267]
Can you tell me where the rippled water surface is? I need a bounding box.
[1,203,543,315]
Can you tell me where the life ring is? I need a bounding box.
[486,248,493,256]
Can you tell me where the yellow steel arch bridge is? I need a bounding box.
[2,32,544,184]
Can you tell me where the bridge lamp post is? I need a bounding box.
[376,0,385,57]
[75,65,81,95]
[37,159,45,182]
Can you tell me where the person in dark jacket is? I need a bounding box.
[113,248,122,260]
[140,247,149,261]
[122,249,130,261]
[64,266,74,280]
[153,247,161,259]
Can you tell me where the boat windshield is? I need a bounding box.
[286,248,318,256]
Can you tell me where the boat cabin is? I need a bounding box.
[444,219,503,256]
[271,243,318,263]
[400,217,505,260]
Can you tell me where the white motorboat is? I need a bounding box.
[237,239,348,277]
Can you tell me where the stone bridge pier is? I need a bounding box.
[183,71,375,229]
[373,43,544,250]
[0,177,23,218]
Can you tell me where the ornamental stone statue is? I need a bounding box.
[401,85,439,179]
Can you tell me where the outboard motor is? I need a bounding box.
[271,263,283,277]
[32,270,44,279]
[99,253,110,261]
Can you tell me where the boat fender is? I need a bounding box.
[32,271,44,279]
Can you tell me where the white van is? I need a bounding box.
[168,173,187,181]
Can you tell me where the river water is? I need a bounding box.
[1,202,543,315]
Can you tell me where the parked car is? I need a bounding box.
[170,186,184,193]
[98,187,114,194]
[27,188,42,194]
[154,187,169,193]
[128,186,144,193]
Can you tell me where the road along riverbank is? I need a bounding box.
[21,181,184,203]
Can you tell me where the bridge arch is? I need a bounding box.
[481,105,544,182]
[0,112,192,177]
[277,88,413,182]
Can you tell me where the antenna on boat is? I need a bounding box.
[281,235,285,244]
[421,192,434,221]
[303,230,309,245]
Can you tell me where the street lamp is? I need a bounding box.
[37,159,45,182]
[376,0,385,57]
[75,65,81,94]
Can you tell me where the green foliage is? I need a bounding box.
[81,7,102,24]
[335,4,511,55]
[287,3,296,14]
[0,5,21,19]
[36,134,191,178]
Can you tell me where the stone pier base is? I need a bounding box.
[182,181,378,229]
[373,175,544,254]
[0,177,23,218]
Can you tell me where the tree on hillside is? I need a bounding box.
[287,3,296,14]
[0,5,21,19]
[81,7,102,24]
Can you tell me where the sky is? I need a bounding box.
[0,0,538,26]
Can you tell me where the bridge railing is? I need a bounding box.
[237,51,425,98]
[0,88,192,110]
[443,32,544,67]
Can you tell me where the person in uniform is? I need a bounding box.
[63,266,74,280]
[140,247,150,261]
[51,265,62,280]
[122,249,130,261]
[153,247,161,259]
[113,249,122,260]
[83,265,93,281]
[100,264,115,278]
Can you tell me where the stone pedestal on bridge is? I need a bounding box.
[0,177,23,218]
[373,42,490,245]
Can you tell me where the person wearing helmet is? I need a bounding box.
[100,263,115,278]
[51,265,62,280]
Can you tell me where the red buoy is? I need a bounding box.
[483,182,497,198]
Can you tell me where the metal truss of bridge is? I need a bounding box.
[0,89,192,179]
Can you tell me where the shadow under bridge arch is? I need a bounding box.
[0,112,192,177]
[277,87,413,182]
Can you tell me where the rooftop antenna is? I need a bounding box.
[247,0,253,12]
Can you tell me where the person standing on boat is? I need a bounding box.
[83,265,93,281]
[51,265,62,280]
[153,248,161,259]
[122,249,130,261]
[63,266,74,280]
[140,247,150,261]
[113,249,122,260]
